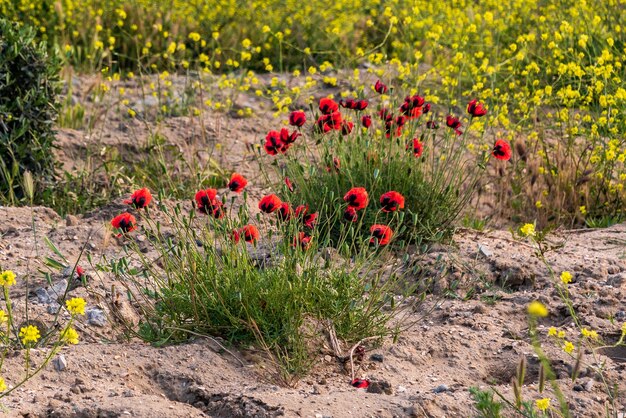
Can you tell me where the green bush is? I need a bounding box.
[111,200,411,382]
[0,19,61,203]
[262,92,501,247]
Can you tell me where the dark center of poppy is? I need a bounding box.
[493,145,505,156]
[134,197,146,207]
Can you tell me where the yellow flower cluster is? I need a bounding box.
[19,325,40,345]
[66,297,87,316]
[0,270,16,287]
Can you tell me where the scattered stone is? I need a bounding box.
[52,355,67,372]
[366,379,393,395]
[370,354,384,362]
[87,308,107,327]
[584,379,595,392]
[397,385,407,393]
[65,215,79,226]
[573,384,584,392]
[47,302,61,315]
[323,355,333,362]
[478,244,492,258]
[433,384,449,393]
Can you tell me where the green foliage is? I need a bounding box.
[0,20,61,203]
[113,203,408,381]
[469,387,503,418]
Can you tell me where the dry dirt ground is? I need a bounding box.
[0,75,625,417]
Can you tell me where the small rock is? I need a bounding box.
[478,244,492,257]
[323,355,333,362]
[87,308,107,327]
[584,379,595,391]
[367,379,393,395]
[573,384,584,392]
[47,302,61,314]
[433,384,449,393]
[52,355,67,372]
[397,385,407,393]
[370,354,384,362]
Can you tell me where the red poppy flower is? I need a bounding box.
[380,191,405,212]
[303,212,318,228]
[294,204,308,218]
[341,121,354,135]
[467,99,487,117]
[292,232,312,250]
[423,103,431,113]
[395,115,408,127]
[264,130,284,155]
[340,99,368,111]
[289,110,306,127]
[233,224,260,244]
[492,139,512,161]
[340,98,357,109]
[361,115,372,128]
[259,194,282,213]
[343,187,368,210]
[370,224,393,245]
[228,173,248,193]
[285,177,295,192]
[426,120,439,129]
[124,188,152,209]
[319,98,339,114]
[355,100,368,111]
[409,138,423,157]
[343,207,358,222]
[111,213,137,234]
[208,200,225,219]
[351,378,370,389]
[374,80,388,94]
[400,95,424,119]
[195,189,218,214]
[277,202,293,221]
[316,111,343,133]
[446,115,463,136]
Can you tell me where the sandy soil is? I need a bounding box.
[0,75,625,417]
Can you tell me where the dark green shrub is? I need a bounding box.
[0,19,61,203]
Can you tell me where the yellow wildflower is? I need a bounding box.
[0,376,5,392]
[557,330,566,338]
[0,310,7,324]
[563,341,575,354]
[66,297,87,316]
[581,328,598,339]
[0,270,16,287]
[528,301,548,317]
[560,271,573,284]
[62,327,79,345]
[519,223,536,237]
[19,325,40,345]
[536,398,550,411]
[548,327,557,336]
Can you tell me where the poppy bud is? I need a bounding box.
[374,80,388,94]
[361,115,372,128]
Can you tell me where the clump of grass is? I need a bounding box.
[109,187,417,383]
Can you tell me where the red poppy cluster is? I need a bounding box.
[264,128,301,155]
[341,187,401,245]
[340,98,368,111]
[258,194,317,249]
